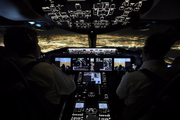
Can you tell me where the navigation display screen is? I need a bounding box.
[114,58,131,71]
[95,58,112,71]
[83,72,101,84]
[55,57,71,71]
[99,103,108,109]
[72,57,90,71]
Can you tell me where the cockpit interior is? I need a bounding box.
[1,0,180,120]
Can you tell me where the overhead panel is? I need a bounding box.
[40,0,149,33]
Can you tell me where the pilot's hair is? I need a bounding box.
[144,33,172,58]
[3,27,38,56]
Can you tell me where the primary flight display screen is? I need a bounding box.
[114,58,131,71]
[54,57,71,70]
[72,57,90,71]
[83,72,101,84]
[95,58,112,71]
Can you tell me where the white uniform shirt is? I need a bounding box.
[116,60,170,105]
[19,55,76,105]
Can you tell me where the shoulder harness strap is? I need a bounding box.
[139,68,166,85]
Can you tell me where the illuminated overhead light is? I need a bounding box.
[152,21,156,23]
[28,21,35,25]
[36,24,41,27]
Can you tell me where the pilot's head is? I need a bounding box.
[3,27,41,59]
[143,33,172,61]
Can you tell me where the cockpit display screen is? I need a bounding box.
[72,57,90,71]
[83,72,101,84]
[95,58,112,71]
[55,57,71,71]
[114,58,131,71]
[75,103,84,108]
[99,103,108,109]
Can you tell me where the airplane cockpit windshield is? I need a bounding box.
[1,0,180,120]
[1,27,180,64]
[37,29,89,52]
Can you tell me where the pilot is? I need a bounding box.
[3,27,76,106]
[116,33,173,106]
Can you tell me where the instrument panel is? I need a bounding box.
[53,56,134,73]
[41,0,147,28]
[47,47,142,120]
[49,47,141,73]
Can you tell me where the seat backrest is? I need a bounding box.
[0,47,49,120]
[0,47,26,120]
[139,72,180,120]
[121,68,169,120]
[28,81,65,120]
[23,60,67,120]
[0,57,28,119]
